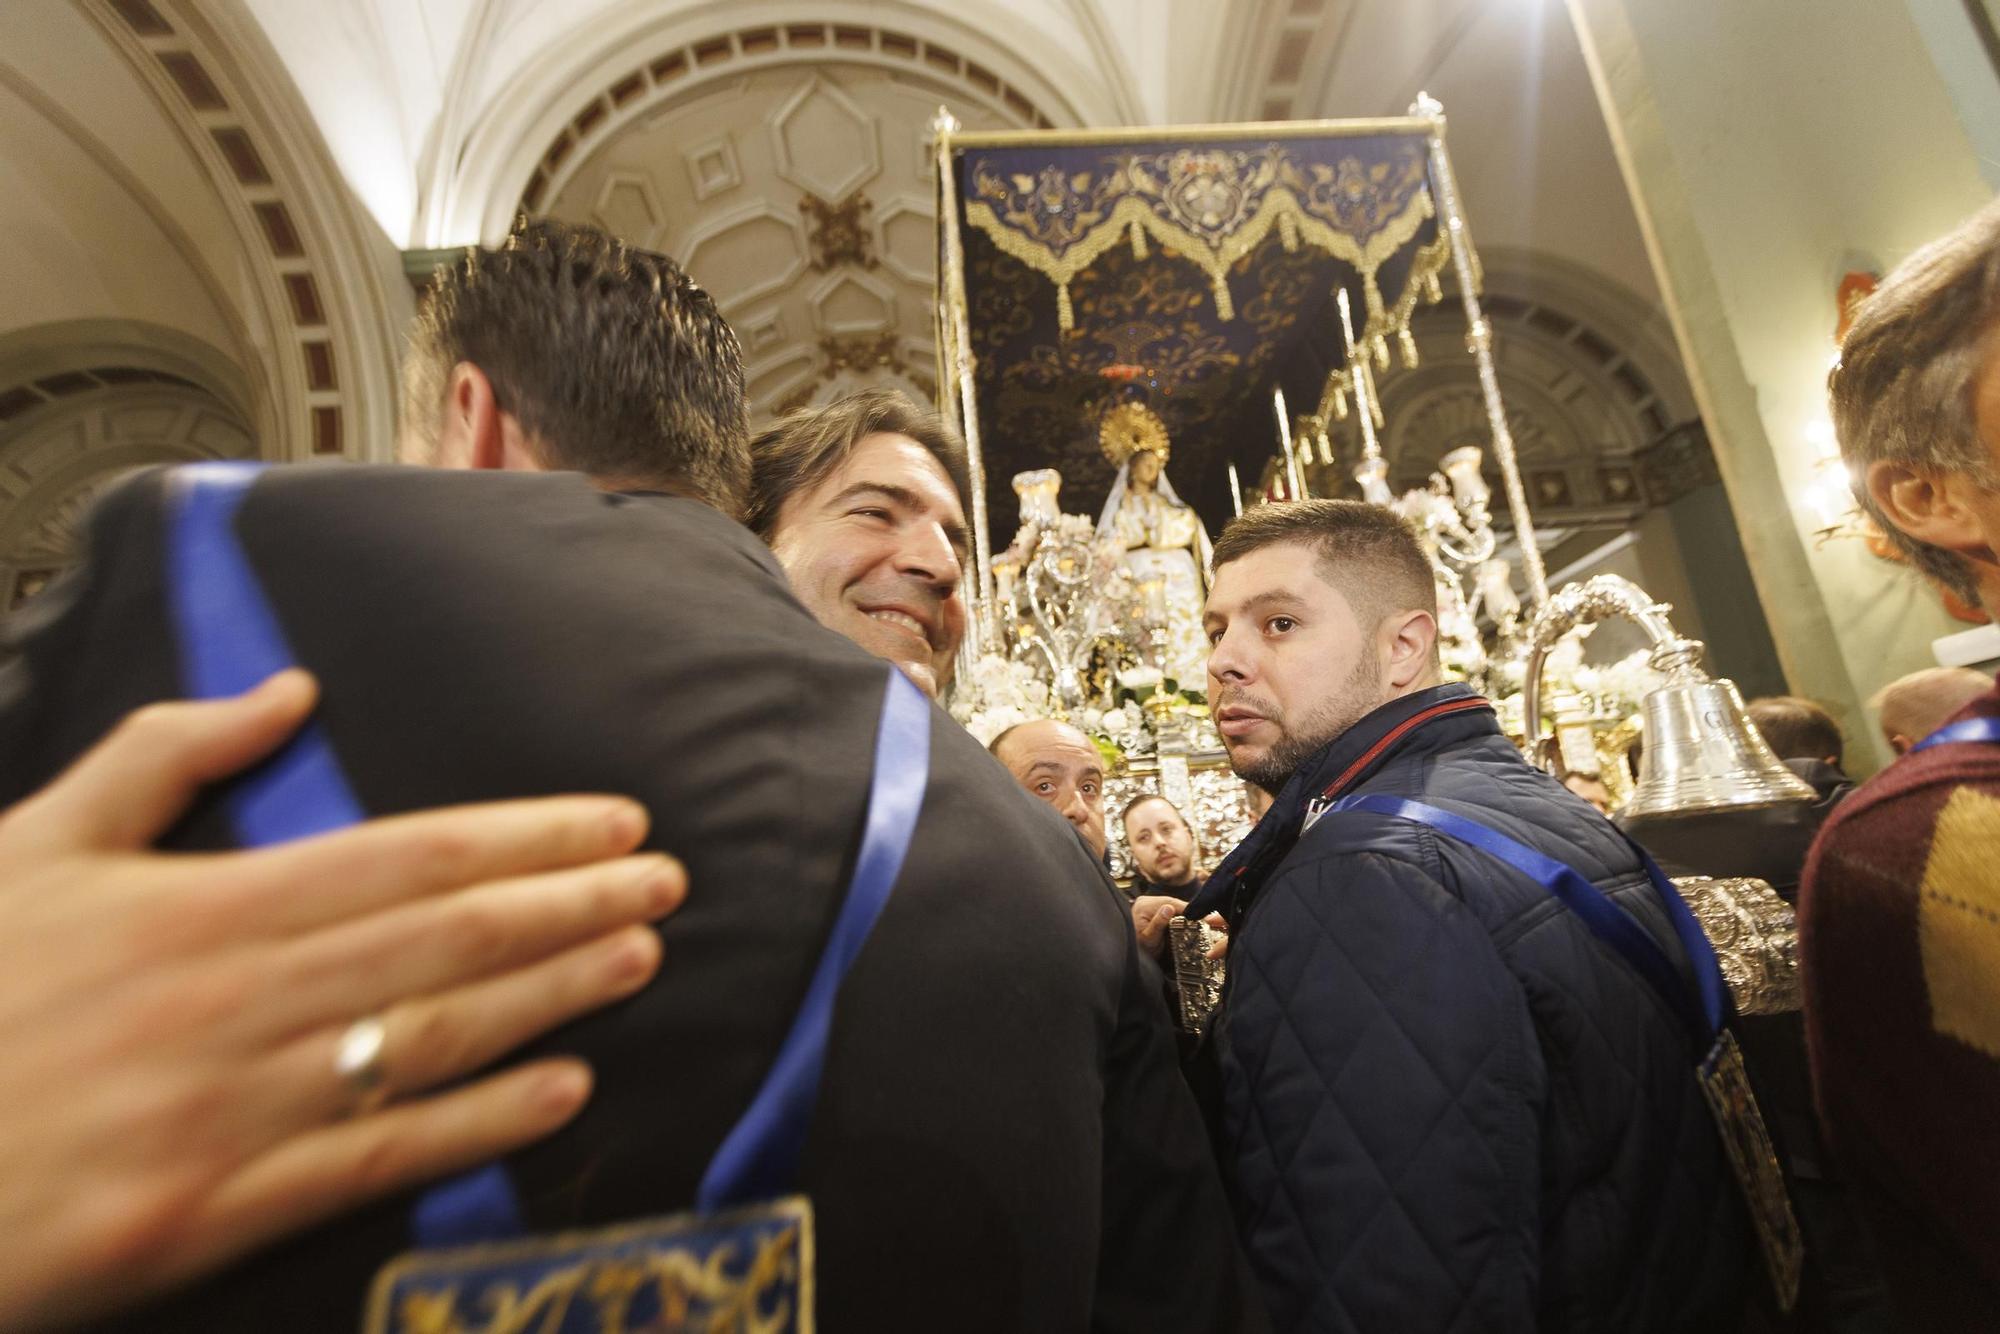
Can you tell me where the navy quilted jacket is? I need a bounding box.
[1187,684,1749,1333]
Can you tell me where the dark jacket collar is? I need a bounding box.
[1186,682,1493,921]
[1785,757,1853,810]
[1133,870,1204,899]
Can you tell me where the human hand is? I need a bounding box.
[1132,894,1189,958]
[0,671,686,1328]
[1200,912,1229,961]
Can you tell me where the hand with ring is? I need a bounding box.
[0,670,687,1329]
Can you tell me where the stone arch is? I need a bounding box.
[84,0,407,462]
[0,319,254,428]
[525,18,1051,422]
[0,368,254,609]
[433,2,1115,249]
[1363,254,1701,528]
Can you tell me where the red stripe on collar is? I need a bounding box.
[1317,697,1496,802]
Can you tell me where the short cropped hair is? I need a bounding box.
[1121,792,1189,830]
[403,217,749,516]
[1210,499,1438,662]
[1746,696,1844,766]
[1831,197,2000,604]
[1870,666,1993,746]
[988,721,1027,758]
[744,389,971,541]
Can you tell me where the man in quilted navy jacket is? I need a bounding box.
[1184,500,1748,1332]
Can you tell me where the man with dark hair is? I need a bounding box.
[0,223,1260,1331]
[1185,498,1745,1332]
[1804,195,2000,1326]
[1123,794,1201,895]
[1623,694,1851,902]
[747,389,972,697]
[1123,793,1204,957]
[400,217,750,516]
[1746,696,1847,770]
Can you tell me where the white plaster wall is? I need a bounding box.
[233,0,448,243]
[0,4,258,361]
[1570,0,1994,729]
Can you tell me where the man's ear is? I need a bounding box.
[1867,460,1993,560]
[1382,608,1439,690]
[438,362,542,472]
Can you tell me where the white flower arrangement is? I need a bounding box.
[949,653,1054,746]
[949,652,1156,759]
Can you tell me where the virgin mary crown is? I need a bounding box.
[1099,402,1172,469]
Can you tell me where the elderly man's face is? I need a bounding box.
[1125,796,1198,886]
[768,432,970,697]
[1869,336,2000,612]
[996,720,1107,857]
[1967,345,2000,597]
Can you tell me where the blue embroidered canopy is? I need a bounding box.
[943,120,1460,543]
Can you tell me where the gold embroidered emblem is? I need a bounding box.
[364,1197,813,1334]
[1919,787,2000,1058]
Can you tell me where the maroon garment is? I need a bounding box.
[1800,682,2000,1329]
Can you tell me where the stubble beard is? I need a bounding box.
[1228,651,1385,794]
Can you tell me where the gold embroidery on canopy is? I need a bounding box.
[964,146,1437,334]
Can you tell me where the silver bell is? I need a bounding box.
[1522,575,1815,817]
[1624,638,1816,817]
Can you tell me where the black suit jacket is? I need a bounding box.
[0,465,1261,1332]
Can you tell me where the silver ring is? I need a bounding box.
[334,1015,389,1111]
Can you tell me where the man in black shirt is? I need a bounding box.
[0,219,1260,1332]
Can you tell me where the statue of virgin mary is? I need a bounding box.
[1095,402,1214,690]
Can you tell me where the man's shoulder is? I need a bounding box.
[250,463,774,564]
[85,461,780,580]
[1812,689,2000,883]
[1291,737,1622,890]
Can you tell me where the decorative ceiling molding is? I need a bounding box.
[432,0,1106,251]
[85,0,405,462]
[0,318,255,428]
[1348,274,1695,529]
[0,377,254,609]
[517,21,1057,223]
[542,41,1031,426]
[801,191,878,272]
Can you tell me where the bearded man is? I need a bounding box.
[1180,499,1746,1333]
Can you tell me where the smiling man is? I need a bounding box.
[747,390,970,698]
[1185,499,1746,1333]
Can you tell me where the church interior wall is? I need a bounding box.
[1570,0,1996,760]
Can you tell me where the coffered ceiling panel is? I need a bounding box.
[545,57,1020,422]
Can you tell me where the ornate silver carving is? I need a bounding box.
[1671,876,1800,1017]
[1168,917,1226,1036]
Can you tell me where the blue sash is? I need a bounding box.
[1327,791,1804,1308]
[1911,715,2000,752]
[1327,793,1726,1045]
[165,463,931,1326]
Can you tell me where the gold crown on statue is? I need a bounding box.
[1099,401,1172,468]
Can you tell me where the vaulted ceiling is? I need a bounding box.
[0,0,1692,578]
